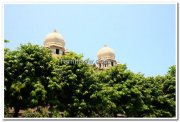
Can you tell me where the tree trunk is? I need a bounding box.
[13,107,20,117]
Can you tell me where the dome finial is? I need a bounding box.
[54,29,57,32]
[104,44,108,47]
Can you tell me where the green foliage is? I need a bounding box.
[4,40,10,43]
[91,65,145,117]
[167,65,176,77]
[52,52,97,117]
[4,42,176,118]
[4,43,54,117]
[50,109,63,117]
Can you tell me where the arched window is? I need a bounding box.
[56,49,59,54]
[111,62,114,66]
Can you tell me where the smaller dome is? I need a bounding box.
[44,30,65,48]
[97,45,115,60]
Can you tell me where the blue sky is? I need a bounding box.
[4,4,176,76]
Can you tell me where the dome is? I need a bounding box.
[97,45,115,60]
[44,30,65,48]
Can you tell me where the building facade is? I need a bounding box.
[44,30,117,69]
[97,45,117,69]
[44,30,68,57]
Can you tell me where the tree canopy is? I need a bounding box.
[4,43,176,118]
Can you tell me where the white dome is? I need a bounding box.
[97,45,115,60]
[44,30,65,48]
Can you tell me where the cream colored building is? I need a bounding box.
[44,30,69,57]
[44,30,117,69]
[97,45,117,69]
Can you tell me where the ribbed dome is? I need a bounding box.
[44,30,65,48]
[97,45,115,60]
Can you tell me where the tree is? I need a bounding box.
[52,52,97,117]
[4,42,176,117]
[93,64,146,117]
[91,64,176,117]
[139,65,176,117]
[4,43,54,117]
[167,65,176,77]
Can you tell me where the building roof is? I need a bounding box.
[97,45,115,60]
[44,30,65,48]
